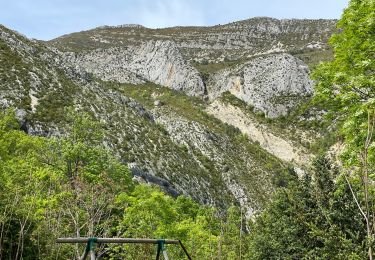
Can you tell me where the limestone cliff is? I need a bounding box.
[207,53,313,117]
[62,41,205,96]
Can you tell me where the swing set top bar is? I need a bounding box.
[56,237,180,244]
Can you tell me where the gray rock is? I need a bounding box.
[207,53,313,118]
[154,100,162,107]
[15,109,27,121]
[62,41,205,96]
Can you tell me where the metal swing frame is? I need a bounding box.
[56,237,192,260]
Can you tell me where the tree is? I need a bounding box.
[0,110,67,259]
[313,0,375,258]
[248,158,366,259]
[112,185,221,259]
[0,110,133,259]
[0,109,257,259]
[53,111,133,258]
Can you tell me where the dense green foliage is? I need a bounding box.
[4,105,368,259]
[248,158,367,259]
[312,0,375,258]
[313,0,375,164]
[0,110,248,259]
[0,109,131,259]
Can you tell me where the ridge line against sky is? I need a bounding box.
[1,0,349,40]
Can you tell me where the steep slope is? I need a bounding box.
[206,99,312,167]
[0,25,292,216]
[0,25,78,126]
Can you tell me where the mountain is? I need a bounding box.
[50,17,335,117]
[0,17,336,216]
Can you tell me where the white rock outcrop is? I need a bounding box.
[207,53,313,118]
[63,41,205,96]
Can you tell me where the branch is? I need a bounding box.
[365,109,375,150]
[344,174,368,223]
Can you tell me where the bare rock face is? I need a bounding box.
[152,106,274,216]
[206,99,312,166]
[63,48,147,84]
[63,41,205,96]
[130,41,205,96]
[207,53,313,118]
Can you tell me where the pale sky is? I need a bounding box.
[0,0,349,40]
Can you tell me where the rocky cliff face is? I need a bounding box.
[206,99,312,166]
[207,53,313,117]
[62,41,205,96]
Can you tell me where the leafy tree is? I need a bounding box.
[216,205,249,259]
[112,185,221,259]
[313,0,375,257]
[248,158,366,259]
[50,111,133,258]
[0,110,66,259]
[0,110,133,259]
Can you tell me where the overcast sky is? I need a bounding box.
[0,0,349,40]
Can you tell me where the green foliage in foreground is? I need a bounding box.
[249,157,368,259]
[0,110,248,259]
[313,0,375,165]
[312,0,375,258]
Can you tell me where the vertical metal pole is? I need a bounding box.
[162,250,169,260]
[156,239,168,260]
[156,240,163,260]
[83,238,97,260]
[90,249,96,260]
[80,242,90,260]
[240,205,243,260]
[156,244,161,260]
